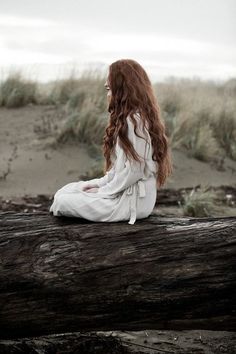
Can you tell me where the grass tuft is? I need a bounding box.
[181,187,218,217]
[0,71,38,108]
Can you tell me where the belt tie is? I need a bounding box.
[126,180,146,225]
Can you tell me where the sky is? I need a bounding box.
[0,0,235,83]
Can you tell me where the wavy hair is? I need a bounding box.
[102,59,173,188]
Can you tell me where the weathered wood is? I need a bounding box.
[0,332,132,354]
[1,329,236,354]
[0,211,235,339]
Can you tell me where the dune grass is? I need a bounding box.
[38,71,108,157]
[56,96,107,147]
[156,78,236,162]
[1,68,236,164]
[181,186,219,217]
[210,103,236,160]
[0,71,38,108]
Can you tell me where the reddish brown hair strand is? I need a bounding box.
[102,59,173,188]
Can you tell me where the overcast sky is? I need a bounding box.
[0,0,235,83]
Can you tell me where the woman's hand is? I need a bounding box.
[86,187,99,193]
[82,183,99,193]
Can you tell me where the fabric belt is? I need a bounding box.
[126,180,146,225]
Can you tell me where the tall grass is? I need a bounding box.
[0,71,38,108]
[56,95,107,147]
[155,78,236,161]
[181,186,218,217]
[52,72,108,153]
[48,70,106,108]
[170,108,220,162]
[1,68,235,162]
[210,102,236,160]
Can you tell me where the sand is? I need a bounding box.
[0,105,96,198]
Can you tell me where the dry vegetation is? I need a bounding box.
[155,78,236,162]
[181,186,219,217]
[1,71,235,162]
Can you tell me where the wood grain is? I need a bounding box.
[0,212,235,339]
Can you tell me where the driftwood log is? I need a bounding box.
[1,330,236,354]
[0,211,235,340]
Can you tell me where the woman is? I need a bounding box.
[49,59,173,224]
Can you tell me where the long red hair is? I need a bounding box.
[102,59,173,188]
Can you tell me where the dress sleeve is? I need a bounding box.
[95,165,116,187]
[84,164,116,187]
[98,114,149,195]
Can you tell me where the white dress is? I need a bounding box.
[49,112,158,224]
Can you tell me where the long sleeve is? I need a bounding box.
[93,165,116,187]
[98,114,149,196]
[83,165,116,187]
[84,146,117,187]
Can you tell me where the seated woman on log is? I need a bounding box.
[49,59,173,224]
